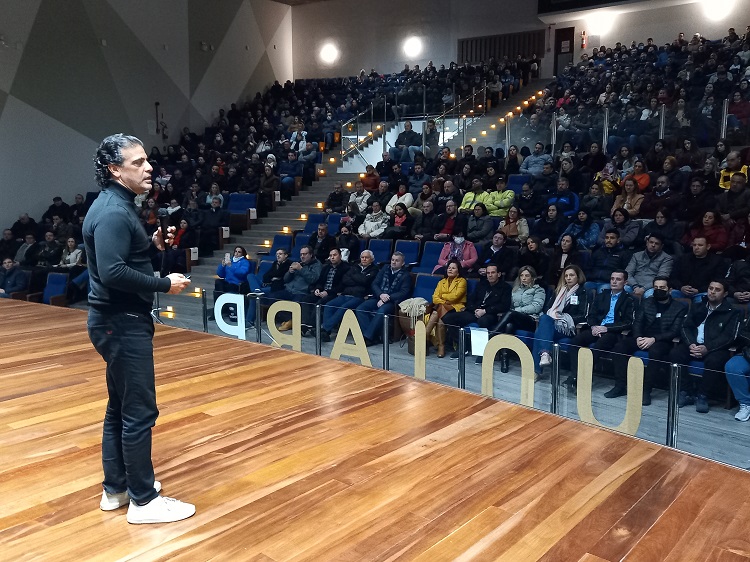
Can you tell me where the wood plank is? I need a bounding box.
[3,299,750,560]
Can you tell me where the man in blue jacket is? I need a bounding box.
[277,151,302,201]
[355,252,412,345]
[0,257,26,297]
[209,245,251,321]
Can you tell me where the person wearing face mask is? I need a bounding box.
[433,227,477,275]
[608,276,687,405]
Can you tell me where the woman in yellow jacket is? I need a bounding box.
[426,259,467,357]
[485,176,515,217]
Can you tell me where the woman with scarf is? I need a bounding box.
[382,203,414,240]
[532,265,588,375]
[159,218,197,275]
[426,259,467,358]
[433,227,477,275]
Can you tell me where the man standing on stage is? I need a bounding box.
[84,134,195,524]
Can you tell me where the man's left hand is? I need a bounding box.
[591,325,607,336]
[152,226,175,251]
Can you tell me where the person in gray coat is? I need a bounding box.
[625,232,674,298]
[466,203,495,245]
[262,245,322,330]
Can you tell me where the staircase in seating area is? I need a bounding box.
[181,78,550,293]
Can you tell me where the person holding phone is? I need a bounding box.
[209,245,251,321]
[85,134,194,524]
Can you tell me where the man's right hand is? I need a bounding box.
[166,273,191,294]
[636,337,655,350]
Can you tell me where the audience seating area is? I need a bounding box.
[6,29,750,435]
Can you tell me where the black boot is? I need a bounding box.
[500,350,510,373]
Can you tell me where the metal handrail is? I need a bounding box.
[339,83,491,165]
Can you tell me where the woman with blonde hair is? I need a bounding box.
[611,177,644,217]
[531,264,588,375]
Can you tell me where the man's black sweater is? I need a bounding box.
[83,181,170,315]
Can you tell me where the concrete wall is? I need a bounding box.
[292,0,742,79]
[291,0,543,79]
[0,0,292,230]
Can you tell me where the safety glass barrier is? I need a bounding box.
[725,95,750,147]
[340,104,381,167]
[678,361,750,469]
[550,340,670,449]
[152,291,750,471]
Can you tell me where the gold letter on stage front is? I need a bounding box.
[577,348,643,435]
[413,321,427,380]
[481,334,536,407]
[329,309,372,366]
[266,300,302,351]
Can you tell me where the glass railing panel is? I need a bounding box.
[673,363,750,469]
[552,342,670,448]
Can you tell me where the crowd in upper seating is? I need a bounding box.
[2,52,537,299]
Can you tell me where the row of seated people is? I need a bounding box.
[223,213,750,305]
[526,29,750,151]
[0,238,89,304]
[492,138,747,194]
[319,165,750,259]
[208,239,750,420]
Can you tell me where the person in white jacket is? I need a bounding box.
[386,183,414,215]
[349,181,371,213]
[358,201,390,239]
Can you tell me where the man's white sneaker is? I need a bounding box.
[539,352,552,367]
[100,480,162,511]
[127,495,196,524]
[736,404,750,422]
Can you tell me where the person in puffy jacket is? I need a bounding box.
[210,245,251,320]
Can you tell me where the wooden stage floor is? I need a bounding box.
[3,300,750,561]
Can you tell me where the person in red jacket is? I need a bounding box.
[681,210,729,252]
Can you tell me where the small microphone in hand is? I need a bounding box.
[156,208,172,247]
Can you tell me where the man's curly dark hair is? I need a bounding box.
[93,134,143,187]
